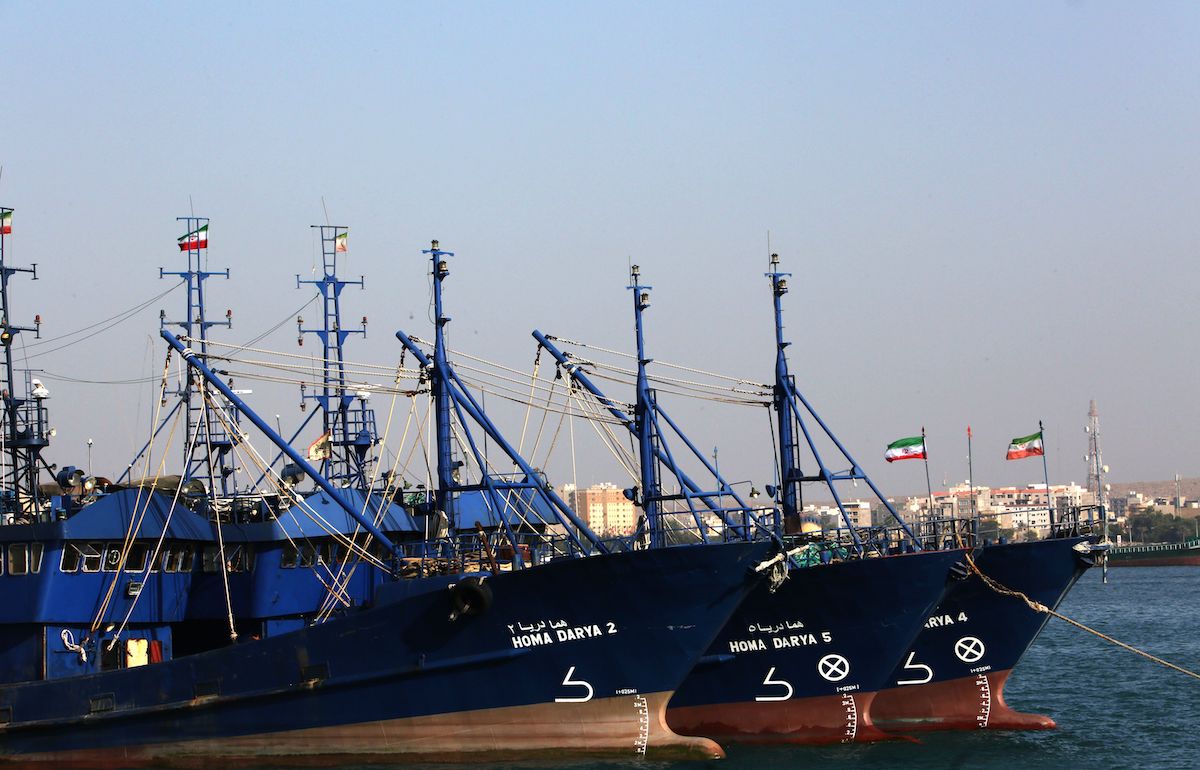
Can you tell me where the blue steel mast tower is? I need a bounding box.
[628,265,665,548]
[766,252,919,550]
[767,253,801,526]
[0,206,48,518]
[295,225,374,487]
[160,216,235,494]
[396,240,605,557]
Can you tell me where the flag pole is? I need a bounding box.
[922,426,935,543]
[1039,419,1055,530]
[967,425,976,540]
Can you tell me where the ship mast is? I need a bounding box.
[535,263,777,546]
[767,253,800,527]
[628,265,664,548]
[296,225,373,487]
[765,253,920,551]
[396,240,607,556]
[159,216,236,494]
[0,206,48,519]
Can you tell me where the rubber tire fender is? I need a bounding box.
[451,575,493,618]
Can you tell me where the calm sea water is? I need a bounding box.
[372,566,1198,770]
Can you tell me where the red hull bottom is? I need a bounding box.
[0,691,721,768]
[871,669,1056,733]
[666,690,894,745]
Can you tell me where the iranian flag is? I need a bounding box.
[178,224,209,251]
[335,231,348,252]
[1006,431,1044,460]
[885,435,926,462]
[0,210,11,235]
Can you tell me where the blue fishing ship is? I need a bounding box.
[0,213,774,765]
[870,515,1101,732]
[536,259,964,744]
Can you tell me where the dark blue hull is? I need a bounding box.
[0,541,771,765]
[666,548,964,744]
[872,536,1094,732]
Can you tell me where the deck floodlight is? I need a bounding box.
[56,466,84,490]
[281,463,304,485]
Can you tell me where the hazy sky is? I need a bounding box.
[1,1,1197,500]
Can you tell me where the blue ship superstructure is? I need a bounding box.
[173,224,422,642]
[536,258,962,744]
[0,208,213,684]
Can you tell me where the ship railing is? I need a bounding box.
[393,528,574,578]
[782,522,919,565]
[1050,504,1103,538]
[337,402,378,446]
[911,514,978,550]
[7,396,51,450]
[786,518,983,561]
[654,505,776,546]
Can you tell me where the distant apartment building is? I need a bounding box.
[904,482,1093,536]
[563,482,637,536]
[1119,490,1199,518]
[805,499,872,529]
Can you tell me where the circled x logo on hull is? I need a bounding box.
[954,636,986,664]
[817,654,850,682]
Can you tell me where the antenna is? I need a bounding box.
[321,196,331,226]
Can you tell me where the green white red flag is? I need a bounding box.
[178,224,209,251]
[335,231,348,252]
[1006,431,1044,460]
[885,435,926,462]
[0,211,11,235]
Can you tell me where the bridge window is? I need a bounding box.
[202,545,253,573]
[319,541,340,565]
[61,544,81,572]
[6,543,43,575]
[7,545,27,575]
[299,544,316,568]
[125,543,149,573]
[225,545,253,572]
[281,543,298,568]
[162,544,195,573]
[81,542,103,573]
